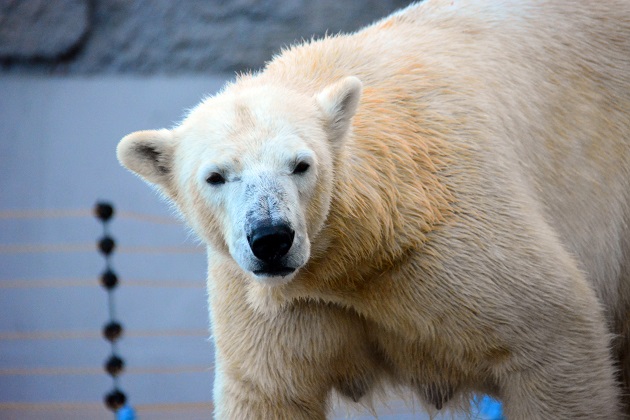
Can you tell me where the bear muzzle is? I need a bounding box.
[246,221,297,277]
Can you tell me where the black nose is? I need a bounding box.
[247,223,295,263]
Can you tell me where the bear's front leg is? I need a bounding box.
[215,365,328,420]
[497,283,621,420]
[209,275,373,419]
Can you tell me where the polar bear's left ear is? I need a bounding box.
[316,76,362,144]
[117,129,177,189]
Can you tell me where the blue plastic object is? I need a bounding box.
[473,395,504,420]
[116,405,136,420]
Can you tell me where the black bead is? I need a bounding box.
[105,355,125,376]
[98,236,116,255]
[103,321,123,342]
[95,202,115,222]
[100,270,118,289]
[104,388,126,411]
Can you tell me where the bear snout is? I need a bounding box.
[247,222,295,264]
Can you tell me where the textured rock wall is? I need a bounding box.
[0,0,413,74]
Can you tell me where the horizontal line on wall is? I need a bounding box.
[0,364,214,376]
[0,209,93,219]
[0,401,102,410]
[0,278,204,289]
[0,329,208,341]
[0,401,215,412]
[0,243,203,254]
[0,209,181,225]
[135,401,215,413]
[119,210,182,225]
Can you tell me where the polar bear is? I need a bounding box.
[117,0,630,418]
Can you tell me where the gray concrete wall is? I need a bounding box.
[0,76,222,419]
[1,0,413,75]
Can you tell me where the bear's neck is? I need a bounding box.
[300,100,454,293]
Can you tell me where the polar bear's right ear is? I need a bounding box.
[316,76,362,144]
[117,129,176,187]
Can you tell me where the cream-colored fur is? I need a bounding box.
[117,0,630,418]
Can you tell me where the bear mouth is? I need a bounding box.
[253,266,296,277]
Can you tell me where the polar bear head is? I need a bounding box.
[117,76,362,285]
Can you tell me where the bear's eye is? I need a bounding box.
[206,172,226,185]
[292,161,310,175]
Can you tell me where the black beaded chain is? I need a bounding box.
[95,202,128,412]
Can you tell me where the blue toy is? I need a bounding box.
[116,405,136,420]
[473,395,504,420]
